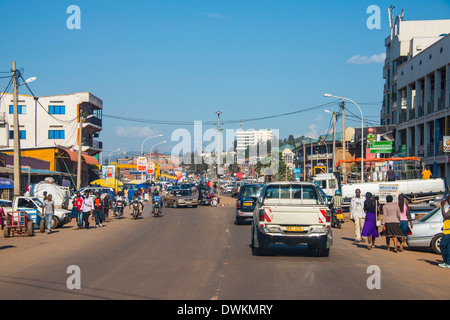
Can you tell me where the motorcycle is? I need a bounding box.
[331,207,344,229]
[114,199,124,219]
[131,199,140,220]
[153,201,161,218]
[209,193,218,207]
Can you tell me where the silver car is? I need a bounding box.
[406,207,444,254]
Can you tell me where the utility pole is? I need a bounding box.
[332,111,336,173]
[12,61,21,197]
[341,98,346,183]
[76,105,83,190]
[303,143,306,181]
[216,110,222,204]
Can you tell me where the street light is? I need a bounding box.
[108,148,121,165]
[324,93,364,183]
[140,134,163,156]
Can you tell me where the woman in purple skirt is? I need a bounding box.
[361,192,380,250]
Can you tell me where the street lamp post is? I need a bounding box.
[140,134,163,156]
[324,94,364,183]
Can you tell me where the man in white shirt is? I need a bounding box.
[350,188,366,243]
[80,190,94,229]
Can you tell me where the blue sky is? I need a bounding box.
[1,0,449,157]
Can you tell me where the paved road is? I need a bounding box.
[0,196,449,301]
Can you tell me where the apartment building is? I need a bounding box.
[236,129,273,151]
[0,91,103,156]
[380,14,450,179]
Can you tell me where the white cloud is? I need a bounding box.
[347,53,386,64]
[306,124,319,139]
[114,126,158,138]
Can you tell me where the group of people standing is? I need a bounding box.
[350,189,413,252]
[72,190,113,230]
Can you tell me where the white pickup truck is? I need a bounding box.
[3,197,72,230]
[251,182,332,257]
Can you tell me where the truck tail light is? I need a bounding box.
[236,202,240,209]
[326,209,331,223]
[259,209,265,222]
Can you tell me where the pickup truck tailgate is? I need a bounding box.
[261,206,329,226]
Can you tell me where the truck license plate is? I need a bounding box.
[336,214,343,219]
[286,226,303,232]
[243,202,253,206]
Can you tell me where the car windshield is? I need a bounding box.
[262,184,325,206]
[174,190,191,196]
[241,186,263,198]
[32,198,44,206]
[419,207,440,222]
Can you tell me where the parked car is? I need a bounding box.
[164,189,198,208]
[406,207,444,254]
[235,184,264,225]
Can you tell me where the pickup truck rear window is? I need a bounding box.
[262,184,325,206]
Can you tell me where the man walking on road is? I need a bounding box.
[350,188,365,243]
[42,194,55,234]
[81,190,94,229]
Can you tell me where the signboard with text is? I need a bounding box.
[370,141,394,154]
[137,157,147,172]
[378,184,399,204]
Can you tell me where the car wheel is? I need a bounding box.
[431,233,443,255]
[51,216,59,229]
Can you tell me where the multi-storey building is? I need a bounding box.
[0,91,103,155]
[0,92,103,188]
[236,129,273,151]
[380,14,450,179]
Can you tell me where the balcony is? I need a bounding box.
[408,146,415,157]
[427,100,434,114]
[437,96,446,111]
[83,115,102,129]
[417,105,424,117]
[399,110,407,123]
[426,143,434,157]
[408,108,415,121]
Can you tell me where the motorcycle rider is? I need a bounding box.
[330,190,344,226]
[152,190,163,214]
[132,192,142,215]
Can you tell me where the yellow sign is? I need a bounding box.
[314,166,326,175]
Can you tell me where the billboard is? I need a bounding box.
[137,157,147,172]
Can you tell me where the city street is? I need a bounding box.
[0,195,449,301]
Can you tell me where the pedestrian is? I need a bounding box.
[398,194,413,252]
[382,195,404,252]
[421,165,433,179]
[43,191,48,201]
[80,190,94,229]
[42,194,55,234]
[386,165,396,182]
[350,188,366,243]
[93,192,103,227]
[361,192,380,250]
[128,188,134,209]
[74,191,84,229]
[439,196,450,268]
[102,193,112,222]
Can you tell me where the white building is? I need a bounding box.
[381,15,450,125]
[381,14,450,179]
[0,92,103,156]
[236,129,273,151]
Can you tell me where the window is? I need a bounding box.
[48,130,65,139]
[9,105,26,114]
[48,105,65,115]
[9,130,26,140]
